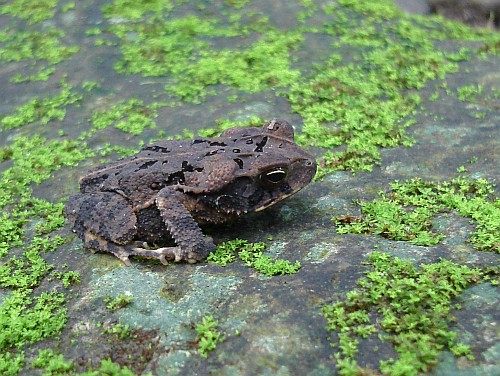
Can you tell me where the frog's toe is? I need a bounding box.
[130,246,180,264]
[130,243,213,264]
[163,246,205,263]
[118,254,132,266]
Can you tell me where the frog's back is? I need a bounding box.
[78,138,210,194]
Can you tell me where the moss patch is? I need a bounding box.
[1,82,82,130]
[0,134,93,369]
[0,27,78,82]
[335,177,499,252]
[322,252,484,375]
[207,239,301,276]
[195,315,224,359]
[166,30,303,103]
[104,293,133,311]
[287,3,496,177]
[0,0,58,25]
[95,0,500,174]
[0,28,78,64]
[32,349,74,375]
[90,99,165,136]
[102,0,174,21]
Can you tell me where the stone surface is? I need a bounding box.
[0,1,498,375]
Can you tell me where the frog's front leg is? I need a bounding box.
[132,189,216,263]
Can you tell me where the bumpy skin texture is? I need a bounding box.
[65,120,317,265]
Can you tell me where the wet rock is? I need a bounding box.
[394,0,432,14]
[428,0,500,28]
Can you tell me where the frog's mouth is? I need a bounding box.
[254,186,302,212]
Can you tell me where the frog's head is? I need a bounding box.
[203,120,317,215]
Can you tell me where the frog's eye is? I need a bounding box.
[260,167,287,185]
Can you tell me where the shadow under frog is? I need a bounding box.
[65,120,317,265]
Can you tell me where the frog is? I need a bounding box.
[65,119,316,265]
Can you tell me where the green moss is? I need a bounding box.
[0,28,79,65]
[0,0,57,24]
[0,214,23,258]
[93,0,500,173]
[102,0,173,20]
[150,116,263,143]
[81,359,135,376]
[32,349,74,375]
[0,290,67,349]
[289,59,418,175]
[0,23,77,81]
[85,27,102,36]
[107,8,301,102]
[238,244,302,276]
[101,323,132,340]
[82,81,100,92]
[337,0,400,19]
[32,350,140,376]
[336,199,445,246]
[288,11,475,176]
[0,238,59,289]
[9,67,56,83]
[0,351,24,376]
[51,269,81,288]
[196,116,263,138]
[450,343,474,360]
[167,30,303,102]
[206,239,240,266]
[456,84,484,102]
[0,136,93,206]
[195,315,223,358]
[90,99,164,135]
[104,293,133,311]
[0,133,93,268]
[111,15,227,78]
[224,0,249,9]
[483,266,500,286]
[322,252,482,375]
[62,2,75,13]
[0,239,69,363]
[207,239,301,276]
[335,177,499,252]
[0,133,93,371]
[96,143,141,158]
[1,82,82,130]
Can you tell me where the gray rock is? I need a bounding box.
[394,0,432,14]
[428,0,500,27]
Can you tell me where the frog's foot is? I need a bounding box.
[131,238,215,264]
[83,232,134,266]
[130,246,194,264]
[105,244,134,266]
[99,243,181,266]
[82,232,214,266]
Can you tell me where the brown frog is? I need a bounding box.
[65,119,316,265]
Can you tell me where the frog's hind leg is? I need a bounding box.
[66,192,139,265]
